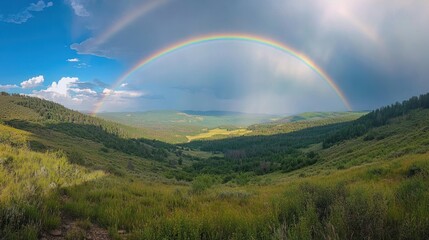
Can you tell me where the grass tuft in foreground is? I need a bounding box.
[0,124,104,239]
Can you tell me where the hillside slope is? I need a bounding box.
[0,121,105,238]
[269,111,365,123]
[247,111,365,136]
[1,92,429,239]
[0,93,187,177]
[183,93,429,177]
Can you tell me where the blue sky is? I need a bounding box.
[1,0,429,114]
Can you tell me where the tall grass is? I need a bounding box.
[0,125,104,239]
[1,102,429,239]
[60,152,429,239]
[1,136,428,239]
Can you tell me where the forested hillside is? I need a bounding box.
[1,92,429,239]
[1,92,141,138]
[322,93,429,147]
[182,94,429,178]
[247,111,364,136]
[182,122,348,176]
[0,93,175,163]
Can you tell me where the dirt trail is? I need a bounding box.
[40,216,111,240]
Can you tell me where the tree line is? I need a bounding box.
[323,92,429,148]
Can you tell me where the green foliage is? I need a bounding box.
[323,92,429,148]
[190,175,217,194]
[321,109,429,169]
[181,122,342,176]
[65,228,86,240]
[2,92,429,239]
[248,111,365,136]
[0,94,182,171]
[58,152,429,240]
[0,127,104,239]
[273,169,429,240]
[67,150,86,165]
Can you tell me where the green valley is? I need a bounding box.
[96,111,279,143]
[2,2,427,239]
[1,92,429,239]
[97,110,365,143]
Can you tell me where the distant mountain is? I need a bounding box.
[97,110,281,143]
[269,111,367,124]
[182,110,277,117]
[246,111,366,136]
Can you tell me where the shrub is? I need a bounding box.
[190,175,217,194]
[67,151,86,165]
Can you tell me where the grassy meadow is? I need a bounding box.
[56,150,429,239]
[1,93,429,239]
[0,123,104,239]
[186,128,253,142]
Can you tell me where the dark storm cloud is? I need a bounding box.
[69,0,429,112]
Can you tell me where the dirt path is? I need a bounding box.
[40,216,111,240]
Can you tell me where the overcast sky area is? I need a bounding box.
[0,0,428,114]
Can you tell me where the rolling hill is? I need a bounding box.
[97,110,365,143]
[247,111,366,136]
[97,110,279,143]
[1,91,429,239]
[266,111,366,123]
[0,93,189,177]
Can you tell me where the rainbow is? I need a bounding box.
[93,0,169,47]
[93,34,352,113]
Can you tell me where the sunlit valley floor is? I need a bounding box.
[1,92,429,239]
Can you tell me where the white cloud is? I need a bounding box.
[102,88,144,98]
[120,83,128,88]
[21,75,44,89]
[31,77,94,110]
[0,1,53,24]
[30,77,145,112]
[94,88,146,113]
[66,58,90,68]
[44,77,78,96]
[75,63,90,68]
[70,38,118,59]
[70,87,97,95]
[0,84,19,90]
[28,1,53,11]
[68,0,90,17]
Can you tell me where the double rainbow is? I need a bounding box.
[92,34,352,114]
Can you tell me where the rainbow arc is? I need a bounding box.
[93,34,352,114]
